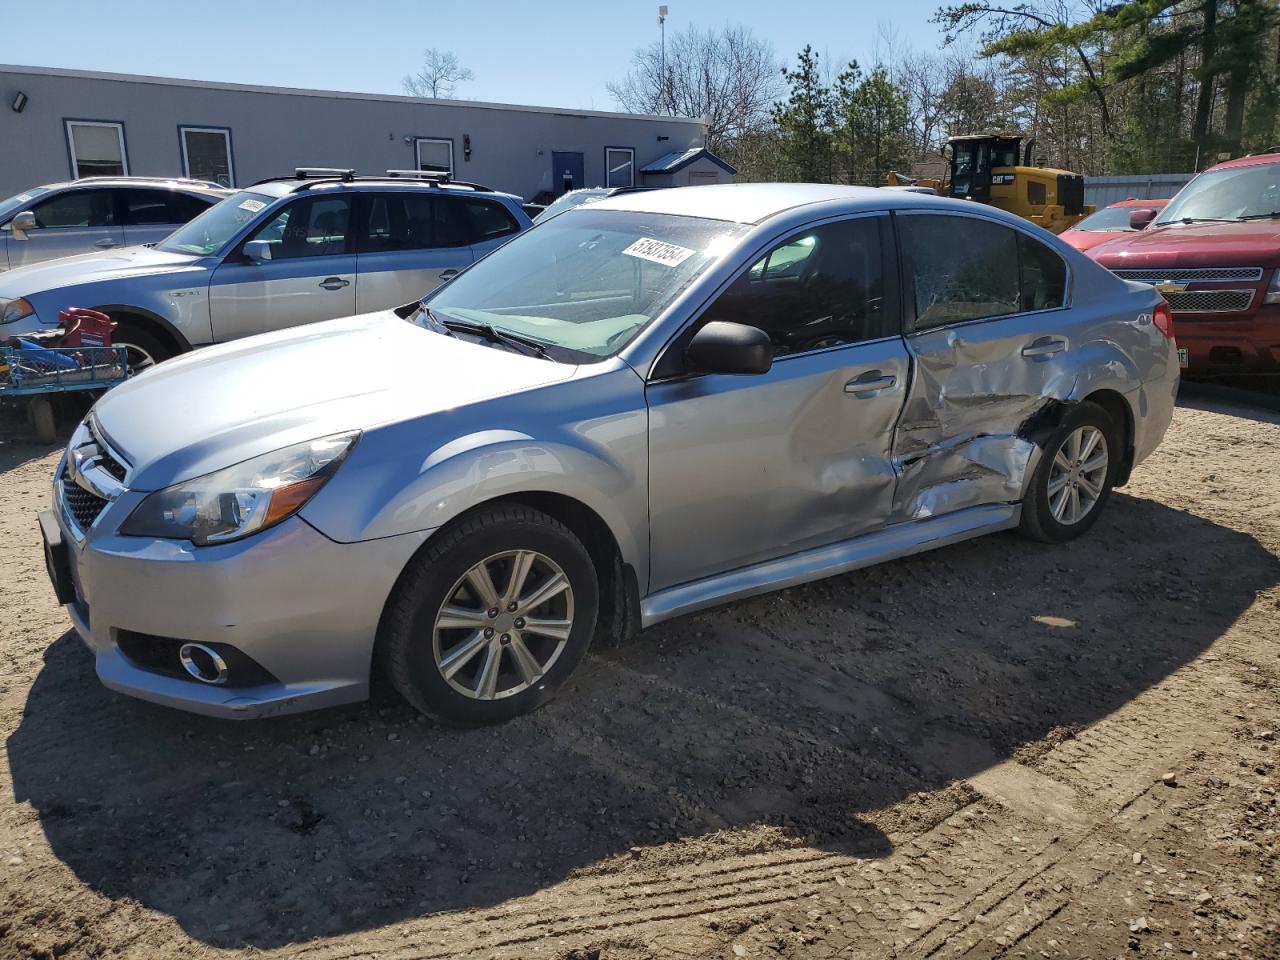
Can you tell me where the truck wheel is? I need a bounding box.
[1019,401,1117,543]
[381,503,599,725]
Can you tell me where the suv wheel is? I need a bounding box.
[381,504,599,725]
[111,323,172,372]
[1020,401,1116,543]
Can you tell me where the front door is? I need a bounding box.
[551,152,585,195]
[7,188,123,269]
[891,211,1072,520]
[209,194,356,341]
[646,214,908,591]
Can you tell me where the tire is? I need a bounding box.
[380,503,599,725]
[1019,401,1117,544]
[111,322,172,373]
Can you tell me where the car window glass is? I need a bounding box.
[464,199,519,242]
[433,197,471,247]
[700,217,888,356]
[169,193,214,223]
[361,194,437,253]
[247,196,351,259]
[30,190,114,228]
[121,189,179,226]
[1018,233,1067,311]
[899,215,1019,330]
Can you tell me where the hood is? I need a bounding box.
[0,246,204,296]
[93,310,577,490]
[1058,229,1134,253]
[1089,219,1280,268]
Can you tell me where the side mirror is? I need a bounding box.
[9,210,36,240]
[685,321,772,376]
[242,239,273,262]
[1129,208,1158,230]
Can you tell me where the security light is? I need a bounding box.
[11,91,27,113]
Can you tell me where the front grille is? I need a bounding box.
[60,468,109,532]
[94,444,128,481]
[1164,288,1255,314]
[1114,266,1264,282]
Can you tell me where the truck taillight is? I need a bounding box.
[1152,300,1174,340]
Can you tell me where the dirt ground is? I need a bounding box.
[0,392,1277,960]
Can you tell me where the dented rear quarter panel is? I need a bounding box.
[892,230,1173,522]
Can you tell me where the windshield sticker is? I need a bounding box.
[623,237,695,268]
[238,198,266,213]
[15,193,32,202]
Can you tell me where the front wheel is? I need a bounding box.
[380,504,599,725]
[110,322,172,374]
[1019,401,1116,543]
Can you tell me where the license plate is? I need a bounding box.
[38,511,77,606]
[1177,348,1189,369]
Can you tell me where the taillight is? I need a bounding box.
[1152,300,1175,340]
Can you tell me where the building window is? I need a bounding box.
[180,126,234,187]
[415,138,454,177]
[65,120,127,178]
[605,147,634,188]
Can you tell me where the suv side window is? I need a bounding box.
[898,214,1020,331]
[361,193,436,252]
[699,216,890,356]
[463,199,520,242]
[1018,232,1067,311]
[120,188,184,225]
[245,195,352,259]
[30,190,115,228]
[432,196,473,248]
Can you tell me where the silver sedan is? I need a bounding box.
[40,183,1179,724]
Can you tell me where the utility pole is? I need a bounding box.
[658,5,668,113]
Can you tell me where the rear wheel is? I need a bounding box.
[1019,401,1116,543]
[380,504,599,725]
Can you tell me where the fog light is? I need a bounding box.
[179,643,229,685]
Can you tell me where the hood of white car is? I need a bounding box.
[92,310,578,490]
[0,246,205,296]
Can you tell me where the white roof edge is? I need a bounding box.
[0,63,707,126]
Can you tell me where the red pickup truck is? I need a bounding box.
[1088,152,1280,375]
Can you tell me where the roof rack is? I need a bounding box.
[72,175,227,190]
[384,170,494,192]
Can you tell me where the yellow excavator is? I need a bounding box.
[886,133,1093,234]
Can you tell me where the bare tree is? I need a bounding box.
[607,24,782,152]
[403,48,474,100]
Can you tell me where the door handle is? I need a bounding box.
[94,238,119,248]
[319,277,350,291]
[844,373,897,395]
[1021,337,1067,358]
[439,268,460,281]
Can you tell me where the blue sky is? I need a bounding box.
[2,0,949,110]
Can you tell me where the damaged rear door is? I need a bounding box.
[891,212,1072,521]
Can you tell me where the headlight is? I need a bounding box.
[121,432,358,545]
[1265,269,1280,305]
[0,297,33,324]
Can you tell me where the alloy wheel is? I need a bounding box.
[1047,425,1109,526]
[431,550,575,700]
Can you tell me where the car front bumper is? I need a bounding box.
[46,474,428,719]
[1175,303,1280,374]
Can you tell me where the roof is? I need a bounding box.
[591,182,994,225]
[0,64,706,127]
[1206,151,1280,172]
[40,177,231,195]
[639,148,737,176]
[246,176,523,201]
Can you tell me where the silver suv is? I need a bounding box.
[39,184,1178,725]
[0,169,530,369]
[0,176,230,271]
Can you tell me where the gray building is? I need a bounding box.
[0,65,709,201]
[1083,173,1193,208]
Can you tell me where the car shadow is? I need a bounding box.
[8,492,1278,948]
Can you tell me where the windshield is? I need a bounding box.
[1075,205,1161,231]
[532,190,609,224]
[1156,162,1280,224]
[158,191,275,255]
[422,208,748,361]
[0,186,50,224]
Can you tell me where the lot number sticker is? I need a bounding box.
[238,198,266,213]
[623,237,695,268]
